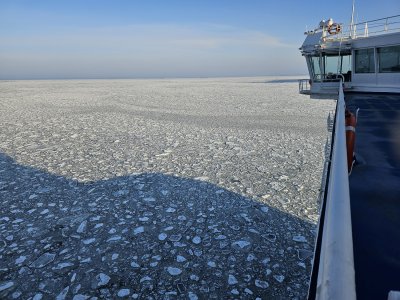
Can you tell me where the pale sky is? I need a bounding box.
[1,0,399,79]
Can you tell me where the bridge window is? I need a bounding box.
[378,45,400,73]
[325,56,340,75]
[355,48,375,73]
[307,55,351,81]
[309,56,323,81]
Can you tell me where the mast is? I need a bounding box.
[350,0,355,38]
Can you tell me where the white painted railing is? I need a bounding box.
[315,82,356,300]
[350,14,400,38]
[326,14,400,41]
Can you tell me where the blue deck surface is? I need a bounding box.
[345,93,400,300]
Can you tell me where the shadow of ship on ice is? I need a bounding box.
[0,152,315,299]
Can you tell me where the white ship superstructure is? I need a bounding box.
[299,15,400,96]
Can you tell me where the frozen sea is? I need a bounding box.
[0,77,335,299]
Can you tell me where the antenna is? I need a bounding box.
[350,0,355,38]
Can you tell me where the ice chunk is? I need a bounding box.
[12,291,22,299]
[107,236,122,242]
[158,233,167,241]
[232,240,251,249]
[130,261,140,268]
[77,221,87,233]
[188,292,198,300]
[255,279,269,289]
[55,286,70,300]
[247,254,256,261]
[33,293,43,300]
[231,289,239,295]
[143,197,155,202]
[262,257,271,265]
[15,256,26,264]
[117,289,130,297]
[298,249,313,260]
[82,238,95,245]
[72,295,89,300]
[30,253,56,268]
[139,276,152,283]
[228,275,238,285]
[0,281,14,292]
[192,236,201,244]
[177,255,186,262]
[53,262,74,270]
[113,190,129,197]
[244,288,253,295]
[273,275,285,283]
[169,234,182,242]
[207,261,216,268]
[96,273,110,287]
[133,226,144,235]
[298,262,306,268]
[190,274,199,281]
[167,267,182,276]
[293,235,307,243]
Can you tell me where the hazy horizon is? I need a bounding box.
[0,74,310,81]
[1,0,398,80]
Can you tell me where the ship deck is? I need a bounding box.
[345,92,400,299]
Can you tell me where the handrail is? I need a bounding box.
[325,14,400,40]
[315,82,356,299]
[298,79,311,94]
[352,14,400,26]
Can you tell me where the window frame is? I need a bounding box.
[354,48,376,74]
[378,45,400,73]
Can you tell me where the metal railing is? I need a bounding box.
[326,14,400,41]
[313,82,356,299]
[298,79,311,94]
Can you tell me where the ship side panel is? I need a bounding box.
[351,33,400,92]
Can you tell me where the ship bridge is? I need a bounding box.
[299,15,400,96]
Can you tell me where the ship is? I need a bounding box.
[299,13,400,300]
